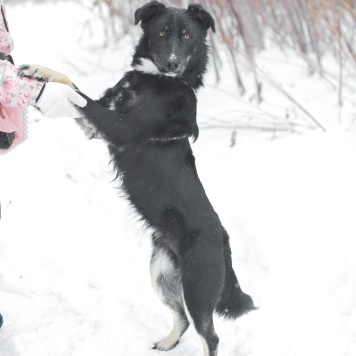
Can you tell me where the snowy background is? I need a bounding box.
[1,1,356,356]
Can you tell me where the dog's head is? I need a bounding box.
[134,1,215,77]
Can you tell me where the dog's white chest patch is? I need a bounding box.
[133,58,161,75]
[133,58,178,77]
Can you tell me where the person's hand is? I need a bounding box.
[36,82,87,119]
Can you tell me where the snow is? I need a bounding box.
[1,2,356,356]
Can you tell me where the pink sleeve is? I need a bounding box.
[0,105,25,150]
[0,60,43,108]
[0,0,14,55]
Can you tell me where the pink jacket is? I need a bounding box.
[0,0,43,152]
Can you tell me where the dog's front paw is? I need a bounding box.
[18,65,77,89]
[18,64,50,82]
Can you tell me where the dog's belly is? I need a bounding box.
[112,140,222,242]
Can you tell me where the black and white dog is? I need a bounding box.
[20,2,254,355]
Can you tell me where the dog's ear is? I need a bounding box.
[188,4,215,33]
[135,1,166,26]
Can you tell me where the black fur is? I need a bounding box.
[75,2,254,355]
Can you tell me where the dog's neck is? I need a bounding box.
[131,39,208,90]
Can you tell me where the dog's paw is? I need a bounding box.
[18,65,77,89]
[74,118,100,140]
[18,64,50,82]
[152,339,179,351]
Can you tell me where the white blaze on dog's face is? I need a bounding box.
[134,1,215,77]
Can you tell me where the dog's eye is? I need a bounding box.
[184,34,190,40]
[159,31,165,37]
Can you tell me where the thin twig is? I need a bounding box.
[256,65,327,132]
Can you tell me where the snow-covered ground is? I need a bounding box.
[1,2,356,356]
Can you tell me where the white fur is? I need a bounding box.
[75,118,100,140]
[155,311,184,350]
[133,58,178,77]
[150,248,175,299]
[200,336,210,356]
[164,72,179,77]
[108,100,116,111]
[133,58,161,75]
[151,249,187,350]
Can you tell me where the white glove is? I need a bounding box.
[36,82,87,119]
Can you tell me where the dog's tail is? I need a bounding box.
[215,230,255,319]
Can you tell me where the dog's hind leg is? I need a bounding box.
[181,235,225,356]
[150,239,190,351]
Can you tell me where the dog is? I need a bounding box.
[19,2,254,355]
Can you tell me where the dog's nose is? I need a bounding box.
[166,59,179,72]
